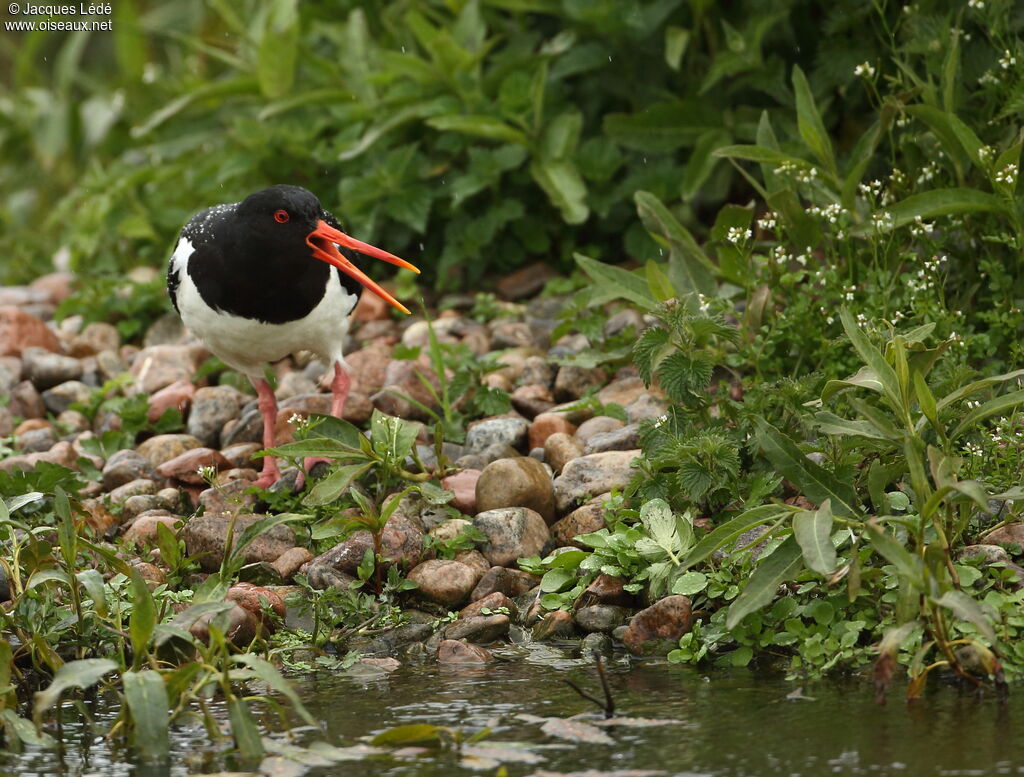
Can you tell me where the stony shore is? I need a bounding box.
[0,266,696,661]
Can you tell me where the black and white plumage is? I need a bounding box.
[167,185,419,487]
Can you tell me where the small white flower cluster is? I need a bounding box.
[196,465,217,483]
[979,69,1000,86]
[796,166,819,184]
[966,400,982,409]
[995,164,1018,186]
[962,441,983,457]
[948,330,968,348]
[890,169,907,187]
[871,211,895,231]
[794,249,811,266]
[859,179,884,197]
[774,160,799,175]
[807,203,847,224]
[909,216,934,237]
[757,212,778,231]
[820,306,835,326]
[967,0,983,9]
[978,145,995,162]
[653,414,669,429]
[843,284,856,302]
[771,245,790,264]
[916,161,938,186]
[854,61,876,78]
[1000,49,1017,70]
[892,310,906,322]
[856,312,868,325]
[696,293,711,314]
[726,226,752,245]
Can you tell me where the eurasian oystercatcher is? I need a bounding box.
[167,184,419,487]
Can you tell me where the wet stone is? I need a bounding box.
[580,631,614,659]
[575,605,630,633]
[532,609,576,641]
[348,623,434,656]
[407,560,479,608]
[443,613,510,643]
[475,457,557,525]
[305,565,357,592]
[41,380,91,415]
[470,566,540,601]
[623,595,694,656]
[578,574,637,609]
[459,591,517,620]
[437,639,492,663]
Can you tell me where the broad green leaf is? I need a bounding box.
[682,505,789,570]
[864,520,923,588]
[814,411,893,442]
[603,100,720,152]
[839,310,903,414]
[914,371,939,433]
[664,25,689,70]
[542,110,583,159]
[228,697,264,760]
[573,253,658,311]
[228,514,307,569]
[257,0,298,99]
[76,569,107,618]
[123,670,169,761]
[427,115,528,145]
[154,601,233,647]
[754,418,858,517]
[232,654,315,726]
[2,491,44,516]
[34,659,118,723]
[932,590,996,644]
[540,568,574,592]
[1,709,56,748]
[726,535,804,629]
[792,65,836,178]
[645,260,675,302]
[950,389,1024,440]
[859,189,1006,235]
[266,437,365,460]
[132,78,259,137]
[681,129,730,200]
[530,159,589,224]
[634,191,717,295]
[905,105,980,172]
[129,569,156,668]
[934,368,1024,412]
[672,570,707,595]
[792,500,837,575]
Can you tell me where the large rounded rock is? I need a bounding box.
[528,412,577,450]
[187,386,247,447]
[407,560,478,607]
[130,345,197,394]
[41,380,91,415]
[553,450,640,513]
[147,380,195,423]
[437,639,492,663]
[574,416,625,446]
[543,432,582,474]
[471,566,541,600]
[182,513,297,572]
[155,447,234,484]
[475,457,556,524]
[440,469,481,515]
[623,595,694,655]
[102,449,158,490]
[471,508,550,567]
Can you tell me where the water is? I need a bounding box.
[2,644,1020,777]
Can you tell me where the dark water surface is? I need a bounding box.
[2,644,1020,777]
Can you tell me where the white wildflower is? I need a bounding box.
[854,61,876,78]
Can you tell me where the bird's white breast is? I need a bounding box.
[173,237,356,379]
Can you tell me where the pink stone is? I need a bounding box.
[441,469,482,514]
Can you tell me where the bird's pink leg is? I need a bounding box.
[253,377,282,489]
[302,362,351,480]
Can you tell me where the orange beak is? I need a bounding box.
[305,219,420,315]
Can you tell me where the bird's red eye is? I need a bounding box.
[274,209,290,223]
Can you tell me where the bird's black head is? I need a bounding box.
[234,184,420,314]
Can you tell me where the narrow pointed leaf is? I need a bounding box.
[932,590,996,644]
[123,670,170,761]
[726,534,803,629]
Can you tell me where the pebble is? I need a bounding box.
[578,574,637,608]
[437,639,492,663]
[147,380,195,423]
[623,595,694,655]
[123,512,180,546]
[370,359,440,420]
[597,376,649,407]
[198,478,258,516]
[440,469,481,514]
[528,412,577,450]
[471,508,551,567]
[550,498,609,547]
[475,457,556,524]
[532,610,576,640]
[8,380,45,418]
[459,591,517,620]
[407,560,479,607]
[0,306,61,356]
[470,565,541,600]
[187,386,247,447]
[575,416,625,446]
[137,434,204,468]
[22,347,84,389]
[16,426,57,453]
[443,613,510,643]
[496,262,558,300]
[465,416,529,453]
[575,604,629,633]
[543,432,583,474]
[108,478,159,504]
[510,383,555,418]
[130,345,196,394]
[155,447,234,483]
[311,514,424,575]
[625,393,669,423]
[553,365,607,401]
[69,321,121,357]
[101,449,158,490]
[553,450,641,514]
[270,547,314,581]
[584,423,641,454]
[41,380,91,415]
[580,631,614,659]
[981,523,1024,546]
[182,513,297,572]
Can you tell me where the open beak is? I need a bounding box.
[305,219,420,314]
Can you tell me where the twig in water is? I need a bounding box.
[563,656,616,719]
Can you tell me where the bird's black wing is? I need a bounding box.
[167,252,181,313]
